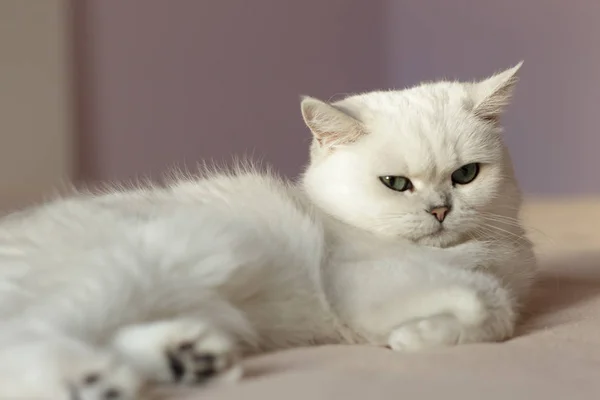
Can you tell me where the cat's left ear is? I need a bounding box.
[471,61,523,124]
[300,96,365,149]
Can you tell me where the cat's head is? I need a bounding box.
[301,63,524,247]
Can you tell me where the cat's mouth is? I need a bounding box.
[411,227,444,243]
[414,225,462,248]
[432,225,445,234]
[426,225,445,237]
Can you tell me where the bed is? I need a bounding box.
[154,198,600,400]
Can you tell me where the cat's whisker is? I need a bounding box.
[479,217,523,229]
[472,223,520,242]
[476,224,529,246]
[480,217,532,232]
[479,213,554,244]
[479,212,521,221]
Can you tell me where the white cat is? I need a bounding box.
[0,63,535,399]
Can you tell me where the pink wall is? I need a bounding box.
[75,0,387,182]
[76,1,600,194]
[386,1,600,194]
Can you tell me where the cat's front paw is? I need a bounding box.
[387,283,515,352]
[388,315,461,351]
[112,318,241,386]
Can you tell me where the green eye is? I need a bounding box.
[379,176,413,192]
[451,163,480,185]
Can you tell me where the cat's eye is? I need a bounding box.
[451,163,480,185]
[379,176,413,192]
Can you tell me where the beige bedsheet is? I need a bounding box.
[158,198,600,400]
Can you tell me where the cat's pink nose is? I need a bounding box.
[429,206,450,222]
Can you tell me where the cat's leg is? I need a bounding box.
[384,240,533,352]
[329,240,517,352]
[385,272,515,351]
[0,312,247,398]
[0,322,141,400]
[106,292,256,387]
[0,282,254,394]
[111,317,242,386]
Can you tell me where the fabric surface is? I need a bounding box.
[154,198,600,400]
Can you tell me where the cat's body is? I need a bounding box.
[0,64,535,400]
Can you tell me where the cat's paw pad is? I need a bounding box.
[71,365,140,400]
[165,327,239,384]
[112,318,241,386]
[388,315,462,352]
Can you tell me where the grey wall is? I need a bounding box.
[386,1,600,194]
[76,0,600,194]
[75,0,387,182]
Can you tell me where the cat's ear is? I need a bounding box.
[471,61,523,124]
[300,96,365,148]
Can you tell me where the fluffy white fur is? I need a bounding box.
[0,63,535,399]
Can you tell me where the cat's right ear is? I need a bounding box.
[470,62,523,124]
[300,96,365,149]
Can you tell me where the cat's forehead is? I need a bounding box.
[342,84,502,175]
[337,82,472,121]
[362,130,462,178]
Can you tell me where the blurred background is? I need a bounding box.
[1,0,598,212]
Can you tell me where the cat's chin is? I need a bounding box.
[413,229,463,248]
